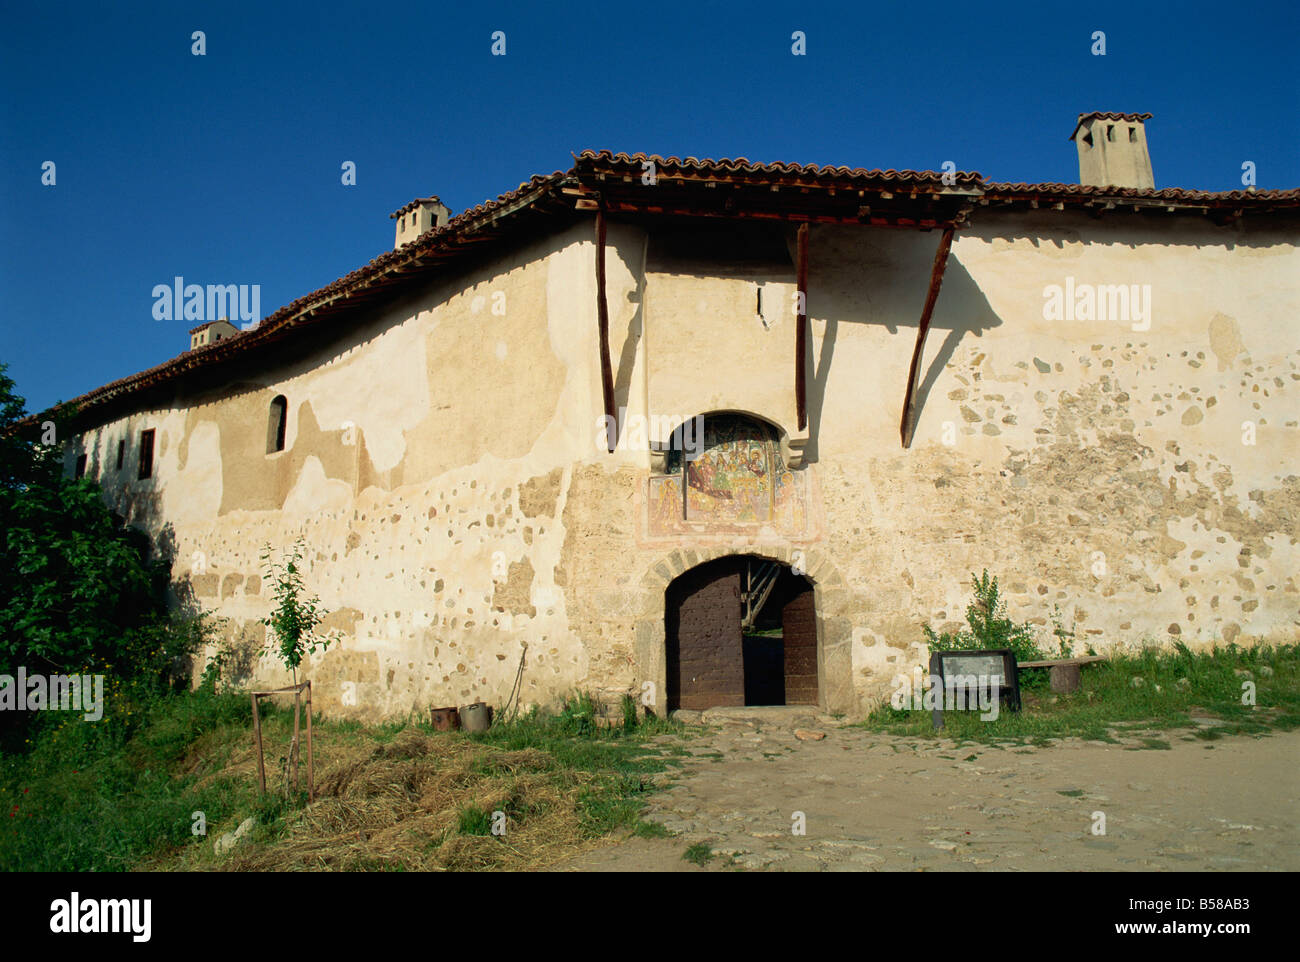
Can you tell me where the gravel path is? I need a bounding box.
[554,712,1299,872]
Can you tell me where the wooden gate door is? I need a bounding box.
[667,561,745,711]
[782,585,819,705]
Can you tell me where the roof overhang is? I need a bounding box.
[23,151,1300,435]
[571,150,982,230]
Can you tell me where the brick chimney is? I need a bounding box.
[1069,112,1155,190]
[391,196,452,249]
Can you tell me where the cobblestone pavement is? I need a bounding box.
[554,709,1299,872]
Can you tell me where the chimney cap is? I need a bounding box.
[188,319,239,335]
[390,195,449,219]
[1068,111,1153,141]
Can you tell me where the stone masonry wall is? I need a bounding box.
[69,211,1299,720]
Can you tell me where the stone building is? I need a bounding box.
[54,112,1300,719]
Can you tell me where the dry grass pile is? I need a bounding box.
[221,729,606,871]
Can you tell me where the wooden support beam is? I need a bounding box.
[795,223,809,431]
[595,207,617,452]
[899,224,956,448]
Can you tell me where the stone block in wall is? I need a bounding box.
[191,573,219,598]
[519,468,563,518]
[491,559,537,617]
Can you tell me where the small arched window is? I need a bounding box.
[267,395,288,453]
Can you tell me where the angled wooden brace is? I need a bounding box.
[795,223,809,431]
[595,206,617,452]
[899,224,956,448]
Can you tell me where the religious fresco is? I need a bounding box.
[649,473,685,532]
[772,466,806,531]
[647,414,808,536]
[686,416,774,522]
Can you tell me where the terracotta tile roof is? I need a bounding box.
[576,149,984,187]
[35,150,1299,429]
[983,181,1300,204]
[390,196,446,219]
[1068,111,1153,141]
[41,170,568,427]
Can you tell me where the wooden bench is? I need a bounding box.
[1016,655,1107,694]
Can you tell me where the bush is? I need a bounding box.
[556,692,599,737]
[923,571,1053,666]
[0,364,208,747]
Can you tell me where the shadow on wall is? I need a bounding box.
[971,211,1299,251]
[157,521,260,688]
[158,519,262,687]
[613,234,646,418]
[113,517,216,684]
[803,226,1004,461]
[89,226,597,525]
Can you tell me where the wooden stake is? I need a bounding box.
[292,686,301,794]
[305,681,314,803]
[251,693,266,795]
[900,224,956,448]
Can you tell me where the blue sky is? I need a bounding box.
[2,0,1297,414]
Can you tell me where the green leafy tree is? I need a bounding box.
[0,365,63,494]
[0,365,178,676]
[0,364,205,744]
[260,540,333,684]
[258,540,333,795]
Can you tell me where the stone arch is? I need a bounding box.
[631,544,853,716]
[649,408,808,471]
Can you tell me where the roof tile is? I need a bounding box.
[39,151,1298,426]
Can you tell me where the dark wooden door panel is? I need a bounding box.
[668,563,744,710]
[782,586,818,705]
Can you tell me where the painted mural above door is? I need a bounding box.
[646,413,808,537]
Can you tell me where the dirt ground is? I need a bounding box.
[552,710,1299,872]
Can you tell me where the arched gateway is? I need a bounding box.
[665,555,816,710]
[632,547,853,717]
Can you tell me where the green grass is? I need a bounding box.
[0,688,688,871]
[457,805,495,836]
[0,682,264,871]
[861,642,1300,745]
[683,842,714,866]
[460,697,689,836]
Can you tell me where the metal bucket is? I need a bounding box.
[460,701,491,732]
[430,707,460,731]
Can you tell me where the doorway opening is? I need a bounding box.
[665,554,817,711]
